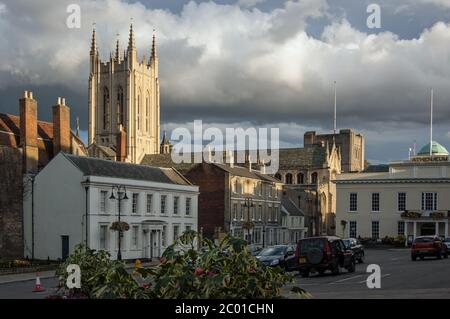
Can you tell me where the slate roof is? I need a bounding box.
[278,146,328,170]
[281,197,304,216]
[64,153,191,185]
[211,163,282,183]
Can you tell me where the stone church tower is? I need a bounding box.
[88,24,160,163]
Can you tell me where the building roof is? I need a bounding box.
[0,113,86,166]
[418,141,449,156]
[141,153,198,173]
[64,153,191,185]
[278,146,328,170]
[211,163,281,183]
[363,164,389,173]
[281,197,304,216]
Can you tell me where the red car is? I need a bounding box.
[411,236,449,261]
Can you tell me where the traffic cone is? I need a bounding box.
[135,259,142,269]
[32,272,45,292]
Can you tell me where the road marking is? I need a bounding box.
[358,273,391,283]
[330,275,364,284]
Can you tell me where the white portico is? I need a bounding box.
[24,153,198,261]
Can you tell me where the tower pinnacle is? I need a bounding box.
[127,22,136,51]
[90,24,97,55]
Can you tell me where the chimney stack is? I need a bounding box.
[20,91,39,173]
[116,124,127,161]
[52,97,71,155]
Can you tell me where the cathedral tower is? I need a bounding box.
[88,24,160,163]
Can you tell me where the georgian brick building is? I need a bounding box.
[0,91,87,258]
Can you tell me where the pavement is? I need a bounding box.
[286,248,450,299]
[2,249,450,298]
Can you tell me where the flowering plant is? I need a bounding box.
[110,221,130,232]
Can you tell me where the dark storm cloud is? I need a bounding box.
[0,0,450,163]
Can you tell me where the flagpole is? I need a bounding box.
[334,81,337,135]
[430,88,433,157]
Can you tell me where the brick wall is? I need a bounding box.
[184,163,226,239]
[0,146,24,258]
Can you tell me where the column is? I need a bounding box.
[445,221,449,238]
[404,221,408,247]
[435,221,439,236]
[158,230,161,257]
[413,221,417,239]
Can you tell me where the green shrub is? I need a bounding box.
[55,231,308,299]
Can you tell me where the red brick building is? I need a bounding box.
[0,91,86,258]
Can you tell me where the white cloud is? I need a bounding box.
[1,0,450,162]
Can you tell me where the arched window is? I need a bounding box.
[117,86,124,125]
[275,173,282,181]
[297,173,304,184]
[145,91,150,132]
[311,172,318,185]
[285,173,293,184]
[137,89,141,131]
[103,87,109,130]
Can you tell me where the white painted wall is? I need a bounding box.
[24,153,199,260]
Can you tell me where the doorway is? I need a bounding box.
[420,223,435,236]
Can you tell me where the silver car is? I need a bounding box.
[444,238,450,251]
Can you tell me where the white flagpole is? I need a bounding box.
[430,88,433,157]
[334,81,337,135]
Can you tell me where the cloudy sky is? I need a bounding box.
[1,0,450,163]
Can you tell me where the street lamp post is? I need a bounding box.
[243,197,254,244]
[109,185,128,261]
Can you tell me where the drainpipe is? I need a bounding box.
[31,175,35,260]
[85,178,90,247]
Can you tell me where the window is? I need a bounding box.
[422,192,437,211]
[146,194,153,214]
[103,87,109,130]
[268,206,273,221]
[258,183,263,196]
[371,221,380,239]
[311,172,318,184]
[117,86,124,125]
[233,179,239,193]
[349,193,358,212]
[173,225,180,242]
[186,198,191,215]
[132,226,139,249]
[275,173,282,181]
[397,221,405,235]
[161,195,167,214]
[240,203,245,220]
[185,225,192,232]
[173,196,179,215]
[274,206,278,221]
[371,193,380,212]
[285,173,293,184]
[233,203,238,220]
[349,221,357,238]
[99,225,108,250]
[297,173,304,184]
[398,193,406,211]
[132,193,139,214]
[258,205,262,221]
[100,191,107,213]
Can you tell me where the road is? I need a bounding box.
[1,249,450,298]
[288,248,450,298]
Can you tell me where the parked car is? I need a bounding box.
[247,244,262,256]
[411,236,449,261]
[295,236,356,277]
[343,238,365,263]
[256,245,297,271]
[444,238,450,251]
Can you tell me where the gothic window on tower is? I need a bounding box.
[137,90,141,131]
[117,86,124,125]
[103,87,109,130]
[145,92,149,132]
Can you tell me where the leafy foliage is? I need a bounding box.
[55,231,308,299]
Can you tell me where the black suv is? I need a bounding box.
[296,236,356,277]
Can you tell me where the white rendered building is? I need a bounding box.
[24,153,198,260]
